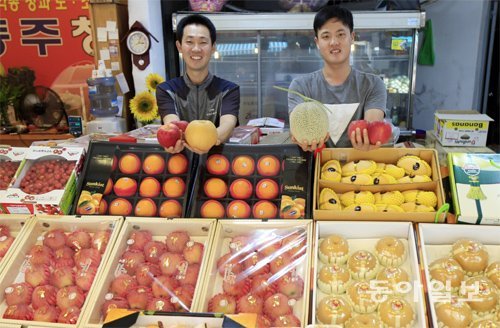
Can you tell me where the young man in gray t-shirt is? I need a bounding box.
[288,6,387,151]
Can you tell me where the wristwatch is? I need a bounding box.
[124,21,158,70]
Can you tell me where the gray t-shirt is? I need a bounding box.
[288,68,387,147]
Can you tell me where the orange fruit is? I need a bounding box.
[103,178,113,195]
[206,154,230,175]
[226,200,251,218]
[139,177,161,197]
[98,199,108,214]
[142,154,166,175]
[108,198,133,216]
[159,199,183,217]
[280,205,301,219]
[200,200,225,218]
[255,178,279,200]
[77,201,96,215]
[231,155,255,176]
[119,153,141,174]
[257,155,281,176]
[113,177,138,197]
[203,178,228,199]
[134,198,157,217]
[229,178,253,199]
[252,200,278,219]
[162,177,186,198]
[167,153,188,175]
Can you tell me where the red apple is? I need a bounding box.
[157,123,181,148]
[171,120,189,132]
[347,119,369,137]
[367,121,393,145]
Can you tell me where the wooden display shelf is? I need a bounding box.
[0,133,74,147]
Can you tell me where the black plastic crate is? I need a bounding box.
[189,144,314,219]
[72,141,196,218]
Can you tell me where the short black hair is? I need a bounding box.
[313,6,354,36]
[176,14,216,44]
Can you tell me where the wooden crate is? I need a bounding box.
[0,215,123,327]
[196,219,313,326]
[313,148,447,223]
[312,221,426,327]
[0,214,34,276]
[81,217,217,328]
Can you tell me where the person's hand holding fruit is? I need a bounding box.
[348,119,392,151]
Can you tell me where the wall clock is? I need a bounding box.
[124,21,158,70]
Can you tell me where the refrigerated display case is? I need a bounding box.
[173,11,425,129]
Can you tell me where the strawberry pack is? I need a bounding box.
[0,146,85,215]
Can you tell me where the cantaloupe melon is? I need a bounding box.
[290,102,329,143]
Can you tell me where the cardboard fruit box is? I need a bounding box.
[434,110,493,147]
[196,219,313,327]
[418,223,500,327]
[0,146,29,206]
[190,144,314,219]
[81,217,217,328]
[0,215,123,327]
[312,221,426,327]
[0,146,85,215]
[313,148,447,223]
[0,214,34,276]
[72,141,195,218]
[448,153,500,225]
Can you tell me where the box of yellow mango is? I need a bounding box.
[313,148,448,223]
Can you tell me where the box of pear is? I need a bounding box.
[190,144,313,219]
[313,148,447,222]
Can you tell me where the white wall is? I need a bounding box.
[413,0,490,130]
[128,0,166,93]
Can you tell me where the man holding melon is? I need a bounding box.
[156,14,240,154]
[287,6,389,152]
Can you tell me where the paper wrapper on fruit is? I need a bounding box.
[324,103,359,145]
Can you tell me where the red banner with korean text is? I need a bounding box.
[0,0,94,117]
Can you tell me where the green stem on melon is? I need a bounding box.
[273,85,332,114]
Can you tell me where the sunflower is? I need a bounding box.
[129,91,158,123]
[145,73,164,93]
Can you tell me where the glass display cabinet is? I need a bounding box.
[173,11,425,129]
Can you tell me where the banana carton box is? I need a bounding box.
[314,148,447,223]
[448,153,500,225]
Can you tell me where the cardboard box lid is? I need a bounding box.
[435,110,493,121]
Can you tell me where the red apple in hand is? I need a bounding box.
[157,123,181,148]
[348,120,369,137]
[367,121,392,145]
[171,120,189,132]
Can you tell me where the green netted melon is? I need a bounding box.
[290,102,329,143]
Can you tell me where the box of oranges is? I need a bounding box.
[0,146,85,215]
[190,144,314,219]
[73,141,195,218]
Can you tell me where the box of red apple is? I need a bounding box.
[0,214,34,276]
[0,146,86,215]
[80,217,217,328]
[196,219,313,327]
[0,215,123,327]
[0,146,29,213]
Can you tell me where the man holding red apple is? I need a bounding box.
[156,14,240,154]
[287,6,389,151]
